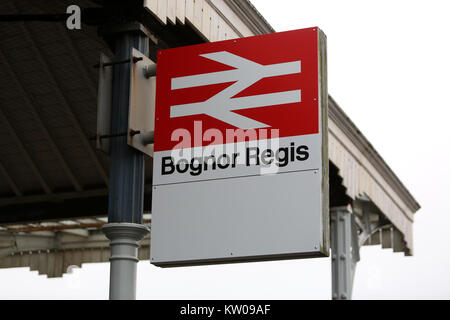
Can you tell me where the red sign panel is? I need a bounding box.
[154,27,319,152]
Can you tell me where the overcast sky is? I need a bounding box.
[1,0,450,299]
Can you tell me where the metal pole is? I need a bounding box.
[101,22,150,300]
[107,27,148,224]
[330,205,357,300]
[102,223,149,300]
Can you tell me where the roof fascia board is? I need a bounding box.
[220,0,275,35]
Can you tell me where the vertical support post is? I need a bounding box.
[101,22,150,300]
[102,223,149,300]
[330,205,358,300]
[108,26,148,224]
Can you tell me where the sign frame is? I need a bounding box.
[150,27,329,267]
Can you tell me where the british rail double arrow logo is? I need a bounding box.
[169,51,302,129]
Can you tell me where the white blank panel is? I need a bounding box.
[151,170,324,266]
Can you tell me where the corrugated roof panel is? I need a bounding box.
[0,30,26,50]
[0,0,111,200]
[0,154,41,193]
[0,81,22,101]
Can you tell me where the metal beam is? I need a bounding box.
[60,229,89,237]
[0,194,109,225]
[0,234,58,258]
[1,219,151,233]
[0,48,83,192]
[0,188,108,207]
[0,187,152,225]
[3,223,103,234]
[0,184,152,207]
[0,160,22,196]
[0,108,52,195]
[353,196,393,247]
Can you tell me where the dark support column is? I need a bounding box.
[107,27,148,223]
[101,22,151,300]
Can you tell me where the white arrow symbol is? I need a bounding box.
[170,51,301,129]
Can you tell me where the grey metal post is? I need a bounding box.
[330,205,358,300]
[101,22,150,300]
[102,223,149,300]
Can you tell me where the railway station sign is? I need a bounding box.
[151,27,329,266]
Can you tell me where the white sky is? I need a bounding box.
[1,0,450,299]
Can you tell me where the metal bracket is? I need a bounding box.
[95,49,156,155]
[0,13,70,22]
[143,64,157,78]
[128,48,156,156]
[90,129,142,141]
[93,56,143,68]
